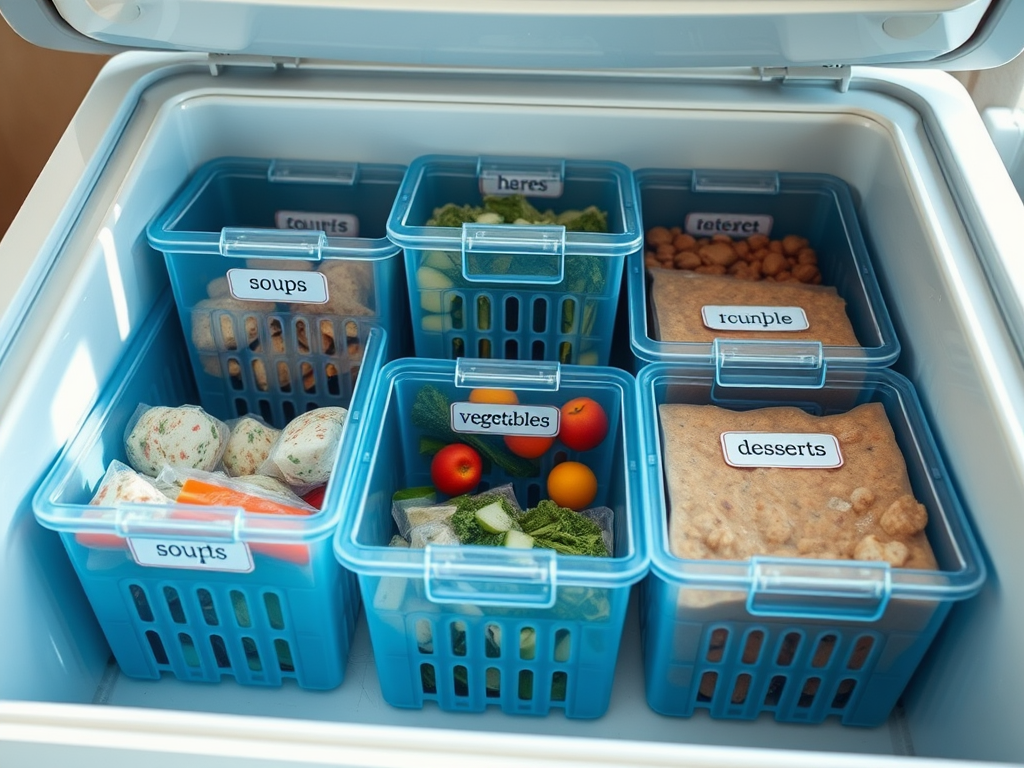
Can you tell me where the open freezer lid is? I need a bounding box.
[2,0,1023,71]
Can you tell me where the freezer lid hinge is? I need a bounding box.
[758,65,853,94]
[207,54,304,76]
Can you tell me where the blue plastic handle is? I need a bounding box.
[424,546,557,608]
[746,557,892,623]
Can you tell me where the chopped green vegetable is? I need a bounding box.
[411,385,539,478]
[393,486,437,502]
[519,500,610,557]
[450,492,522,546]
[503,530,535,549]
[475,501,517,534]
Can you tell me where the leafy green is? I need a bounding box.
[519,501,609,557]
[411,385,539,478]
[449,491,523,546]
[429,203,481,227]
[426,195,609,234]
[556,206,608,233]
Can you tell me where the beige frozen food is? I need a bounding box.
[90,460,173,507]
[222,416,282,476]
[124,405,230,477]
[658,402,937,569]
[261,406,348,488]
[191,296,271,352]
[649,270,860,346]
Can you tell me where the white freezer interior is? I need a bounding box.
[2,57,1024,765]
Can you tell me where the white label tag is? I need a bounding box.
[227,268,329,304]
[685,213,773,238]
[721,432,843,469]
[450,402,560,437]
[127,538,254,573]
[275,210,359,237]
[479,172,563,198]
[702,305,810,332]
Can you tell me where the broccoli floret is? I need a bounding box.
[428,203,482,227]
[519,500,610,557]
[482,194,544,224]
[449,491,523,546]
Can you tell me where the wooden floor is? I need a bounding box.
[0,20,108,238]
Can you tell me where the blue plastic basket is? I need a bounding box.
[332,357,647,717]
[32,293,386,689]
[387,155,642,365]
[628,169,899,370]
[147,157,408,427]
[636,363,985,726]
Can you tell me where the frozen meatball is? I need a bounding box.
[91,460,173,506]
[222,417,281,476]
[124,405,229,477]
[263,406,348,487]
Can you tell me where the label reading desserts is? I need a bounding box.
[227,268,329,304]
[702,306,809,332]
[128,538,254,573]
[721,432,843,469]
[685,213,773,237]
[275,210,359,237]
[479,171,563,198]
[450,403,560,437]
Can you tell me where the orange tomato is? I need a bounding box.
[469,388,519,405]
[504,434,555,459]
[546,461,598,511]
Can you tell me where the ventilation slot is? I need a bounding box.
[326,363,340,395]
[486,667,500,698]
[520,628,536,660]
[282,400,296,422]
[228,358,244,390]
[231,591,252,627]
[560,299,576,333]
[210,635,231,668]
[299,361,314,394]
[764,675,786,706]
[485,624,501,658]
[451,296,464,331]
[732,674,752,704]
[848,636,874,670]
[197,589,218,626]
[741,631,764,664]
[452,337,465,358]
[129,584,153,622]
[420,663,437,694]
[451,621,467,657]
[504,339,518,359]
[518,670,534,700]
[164,587,186,624]
[812,634,837,668]
[234,398,248,416]
[264,593,285,630]
[832,679,857,709]
[478,339,492,358]
[241,637,262,671]
[504,297,520,332]
[146,630,168,665]
[532,298,547,332]
[798,677,821,708]
[551,671,567,702]
[531,340,545,360]
[416,620,434,654]
[219,315,238,351]
[319,320,336,355]
[269,318,284,351]
[706,628,728,662]
[179,633,200,668]
[477,296,491,331]
[554,629,571,662]
[252,359,268,392]
[258,400,273,423]
[697,671,718,702]
[526,483,541,508]
[558,341,573,364]
[776,632,801,666]
[275,639,294,672]
[453,665,469,696]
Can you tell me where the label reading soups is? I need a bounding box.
[721,432,843,469]
[128,538,254,573]
[450,402,560,437]
[227,268,329,304]
[702,305,809,332]
[275,210,359,237]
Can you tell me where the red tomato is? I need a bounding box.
[430,444,483,496]
[504,434,555,459]
[559,397,609,452]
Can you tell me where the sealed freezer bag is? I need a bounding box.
[258,406,348,492]
[157,466,317,516]
[658,401,936,568]
[123,404,230,477]
[222,415,282,477]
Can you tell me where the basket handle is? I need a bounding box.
[424,546,557,608]
[461,223,565,284]
[746,557,892,622]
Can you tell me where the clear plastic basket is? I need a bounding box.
[146,157,407,427]
[32,293,386,690]
[637,362,985,726]
[332,357,647,717]
[628,169,899,370]
[387,154,642,365]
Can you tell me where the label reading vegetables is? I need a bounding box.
[720,432,843,469]
[479,170,563,198]
[451,402,560,437]
[685,213,773,237]
[227,268,328,304]
[128,538,254,573]
[275,210,359,237]
[702,305,809,332]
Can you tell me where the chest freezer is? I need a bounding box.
[2,0,1024,765]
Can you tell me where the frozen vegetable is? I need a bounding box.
[519,500,608,557]
[124,404,230,477]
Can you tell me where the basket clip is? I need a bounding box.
[747,556,892,622]
[714,339,826,389]
[424,546,557,608]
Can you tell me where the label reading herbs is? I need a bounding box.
[721,432,843,469]
[479,171,563,198]
[685,213,773,237]
[702,306,809,332]
[275,210,359,237]
[450,402,560,437]
[127,538,254,573]
[227,268,329,304]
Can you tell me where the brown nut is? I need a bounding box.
[644,256,663,269]
[711,234,734,244]
[733,240,750,259]
[670,226,682,237]
[797,248,818,265]
[747,234,769,250]
[656,243,676,260]
[762,251,787,276]
[769,240,784,254]
[674,251,702,270]
[793,263,821,283]
[646,226,673,247]
[701,242,739,267]
[782,235,809,256]
[673,233,697,251]
[694,264,728,275]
